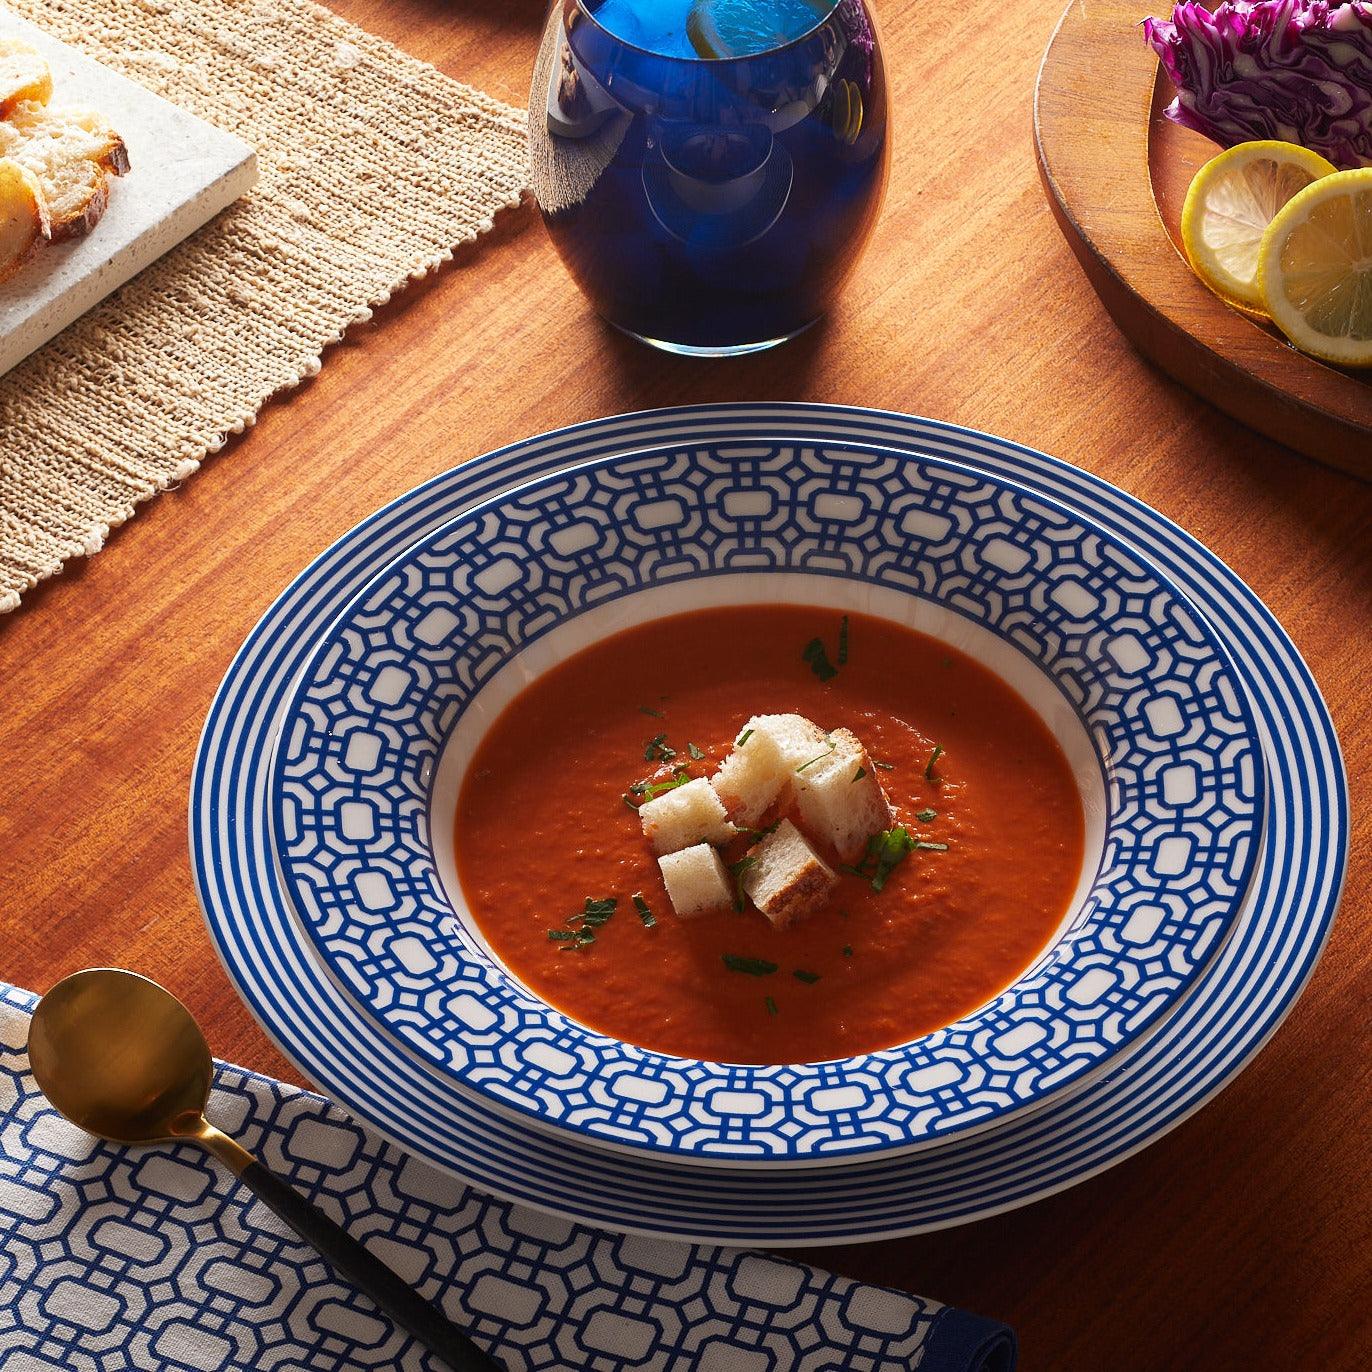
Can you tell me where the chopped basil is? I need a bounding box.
[852,765,868,783]
[802,637,838,682]
[925,744,944,781]
[639,705,664,718]
[844,827,942,892]
[792,969,821,985]
[740,820,781,849]
[631,772,692,803]
[622,794,640,811]
[736,727,754,747]
[872,759,895,771]
[549,896,618,951]
[764,995,779,1016]
[688,741,705,761]
[632,892,657,928]
[796,742,836,774]
[729,854,758,912]
[842,945,853,957]
[723,953,778,976]
[838,614,849,666]
[915,808,938,823]
[644,733,677,763]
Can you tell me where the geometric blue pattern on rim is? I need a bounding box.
[271,440,1265,1163]
[190,405,1347,1244]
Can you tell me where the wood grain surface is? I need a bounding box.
[1,1,1369,1367]
[1035,0,1372,475]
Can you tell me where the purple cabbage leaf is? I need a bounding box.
[1143,0,1372,168]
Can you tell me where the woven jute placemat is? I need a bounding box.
[0,0,529,613]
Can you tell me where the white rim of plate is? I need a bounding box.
[190,404,1347,1246]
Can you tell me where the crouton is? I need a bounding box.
[711,713,828,824]
[658,843,732,918]
[741,818,837,928]
[0,40,52,118]
[795,727,894,863]
[0,157,48,284]
[638,776,736,855]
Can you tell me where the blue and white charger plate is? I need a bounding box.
[191,405,1347,1244]
[268,441,1264,1165]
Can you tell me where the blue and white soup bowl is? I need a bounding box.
[271,439,1265,1166]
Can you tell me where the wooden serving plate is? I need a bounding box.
[1034,0,1371,478]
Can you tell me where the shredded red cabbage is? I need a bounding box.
[1144,0,1372,168]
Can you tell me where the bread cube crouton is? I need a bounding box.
[658,843,732,918]
[638,776,737,856]
[794,728,895,863]
[741,819,837,928]
[711,713,829,825]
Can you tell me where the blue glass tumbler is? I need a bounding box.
[529,0,889,356]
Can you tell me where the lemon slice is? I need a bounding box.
[1257,168,1372,368]
[1180,141,1337,313]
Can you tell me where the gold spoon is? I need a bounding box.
[27,968,499,1371]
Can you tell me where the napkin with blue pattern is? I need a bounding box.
[0,984,1015,1371]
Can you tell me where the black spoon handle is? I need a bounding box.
[238,1160,500,1371]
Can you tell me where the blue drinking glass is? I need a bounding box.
[530,0,889,355]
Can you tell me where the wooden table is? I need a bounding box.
[2,1,1368,1366]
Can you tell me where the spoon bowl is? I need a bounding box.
[28,968,212,1146]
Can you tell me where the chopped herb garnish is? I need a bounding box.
[802,637,838,682]
[843,827,942,892]
[792,969,821,985]
[838,614,850,665]
[622,794,640,811]
[723,953,778,976]
[574,897,617,926]
[739,820,781,848]
[872,759,895,771]
[842,945,853,957]
[764,995,779,1016]
[736,727,754,747]
[924,744,945,781]
[852,765,868,783]
[549,896,618,951]
[915,808,938,823]
[644,733,677,763]
[628,771,692,804]
[941,655,952,668]
[639,705,664,719]
[632,892,657,929]
[688,741,705,761]
[796,742,836,774]
[729,855,758,912]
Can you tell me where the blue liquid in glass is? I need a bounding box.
[532,0,888,353]
[588,0,834,60]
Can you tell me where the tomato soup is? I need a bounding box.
[454,606,1084,1064]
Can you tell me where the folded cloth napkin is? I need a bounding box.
[0,984,1015,1371]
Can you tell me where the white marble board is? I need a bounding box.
[0,8,257,376]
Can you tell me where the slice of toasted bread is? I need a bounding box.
[0,156,50,284]
[0,101,129,240]
[0,39,52,118]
